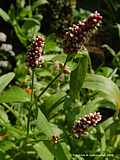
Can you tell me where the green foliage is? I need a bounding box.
[0,72,15,94]
[34,142,54,160]
[0,8,10,22]
[35,108,53,137]
[45,35,62,53]
[0,0,46,46]
[54,143,72,160]
[83,74,120,107]
[32,0,48,9]
[70,51,88,101]
[0,1,120,159]
[0,86,30,103]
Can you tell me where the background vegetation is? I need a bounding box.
[0,0,120,160]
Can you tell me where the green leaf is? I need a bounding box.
[0,151,5,160]
[27,25,40,39]
[7,125,25,139]
[33,142,54,160]
[33,14,43,21]
[45,35,61,53]
[43,54,56,61]
[100,117,114,130]
[98,126,106,153]
[48,98,65,120]
[102,44,116,57]
[13,21,27,46]
[0,72,15,94]
[83,74,120,107]
[0,116,24,139]
[34,142,54,160]
[64,96,82,127]
[96,67,113,77]
[22,18,40,32]
[0,107,9,123]
[19,6,32,18]
[44,92,65,113]
[16,0,25,8]
[55,143,72,160]
[53,54,67,64]
[8,4,15,21]
[76,97,104,118]
[109,120,120,136]
[70,52,88,101]
[35,70,52,78]
[32,0,48,10]
[0,140,15,152]
[36,109,53,137]
[116,23,120,40]
[0,86,30,103]
[0,8,10,22]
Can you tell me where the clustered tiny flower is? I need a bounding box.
[54,61,71,74]
[72,112,102,138]
[27,35,44,68]
[50,135,59,144]
[50,131,60,144]
[63,11,102,54]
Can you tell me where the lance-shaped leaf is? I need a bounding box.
[83,74,120,108]
[32,0,48,9]
[34,142,54,160]
[0,8,10,22]
[36,109,53,137]
[54,143,72,160]
[0,72,15,94]
[70,52,88,101]
[0,86,30,103]
[35,110,72,160]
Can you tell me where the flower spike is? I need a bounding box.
[63,11,102,54]
[27,35,44,68]
[72,112,102,138]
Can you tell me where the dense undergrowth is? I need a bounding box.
[0,0,120,160]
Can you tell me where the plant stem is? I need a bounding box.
[38,72,61,99]
[87,52,94,74]
[37,56,69,100]
[27,69,35,136]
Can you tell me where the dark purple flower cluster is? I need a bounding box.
[72,112,102,138]
[63,11,102,54]
[27,35,44,68]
